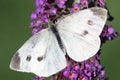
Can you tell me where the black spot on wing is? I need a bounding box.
[10,52,20,69]
[88,20,94,25]
[37,56,43,62]
[26,55,31,61]
[81,30,89,36]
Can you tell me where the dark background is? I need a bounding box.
[0,0,120,80]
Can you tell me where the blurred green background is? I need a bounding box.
[0,0,119,80]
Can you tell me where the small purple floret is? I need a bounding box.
[71,3,80,12]
[80,0,89,8]
[55,0,67,8]
[96,0,105,6]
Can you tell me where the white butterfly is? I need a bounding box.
[10,7,107,77]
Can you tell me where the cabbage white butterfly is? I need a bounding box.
[10,7,107,77]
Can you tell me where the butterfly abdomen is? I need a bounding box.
[50,25,64,52]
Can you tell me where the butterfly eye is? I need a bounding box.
[26,55,31,61]
[37,56,43,62]
[87,20,94,25]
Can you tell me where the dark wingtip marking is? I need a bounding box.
[10,52,20,69]
[90,7,107,19]
[37,56,43,62]
[82,30,88,36]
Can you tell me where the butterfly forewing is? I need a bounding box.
[10,28,66,77]
[57,7,107,61]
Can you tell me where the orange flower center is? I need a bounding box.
[74,7,79,11]
[69,73,75,78]
[98,0,102,3]
[83,1,87,6]
[81,77,85,80]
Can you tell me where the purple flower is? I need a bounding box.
[33,76,40,80]
[41,14,49,24]
[96,0,105,6]
[107,26,114,35]
[85,63,91,70]
[31,12,38,20]
[49,7,57,15]
[84,70,91,77]
[36,7,44,14]
[62,62,71,77]
[55,0,67,8]
[100,70,105,77]
[80,0,89,8]
[81,76,89,80]
[30,20,42,27]
[33,76,46,80]
[68,71,78,80]
[101,25,120,41]
[36,20,42,26]
[30,21,35,27]
[72,63,80,71]
[63,70,70,77]
[97,77,109,80]
[32,28,39,35]
[32,26,43,35]
[35,0,46,8]
[71,3,80,12]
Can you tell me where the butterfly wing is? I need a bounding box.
[57,7,107,62]
[10,29,67,77]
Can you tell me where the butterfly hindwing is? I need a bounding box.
[57,7,107,61]
[10,28,66,77]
